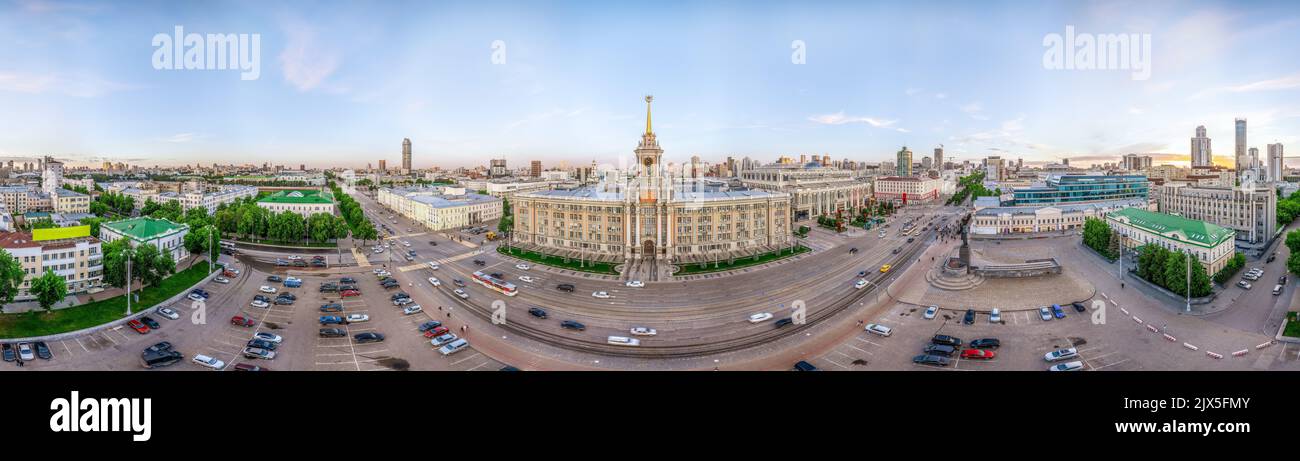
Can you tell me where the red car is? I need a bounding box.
[230,315,255,327]
[341,289,361,297]
[960,349,996,360]
[423,326,450,338]
[127,319,150,334]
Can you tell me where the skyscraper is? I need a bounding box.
[1268,143,1285,181]
[896,146,913,176]
[933,146,944,171]
[378,159,387,172]
[530,160,542,178]
[401,138,412,175]
[1235,118,1247,174]
[1249,147,1260,170]
[1191,125,1212,167]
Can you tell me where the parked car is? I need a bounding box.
[320,303,344,312]
[250,300,270,308]
[923,344,956,357]
[970,338,1001,349]
[242,347,276,360]
[319,328,347,338]
[341,289,361,297]
[157,307,180,320]
[989,308,1001,323]
[259,286,277,294]
[253,332,283,344]
[266,275,283,282]
[233,363,267,371]
[247,339,278,351]
[424,326,451,338]
[1071,302,1087,313]
[912,354,950,367]
[345,313,370,323]
[231,316,255,327]
[192,354,225,370]
[1049,361,1085,371]
[438,339,470,355]
[1039,306,1053,321]
[515,263,531,270]
[961,349,996,360]
[354,332,385,344]
[319,316,345,325]
[17,343,35,361]
[213,276,230,284]
[417,321,443,332]
[865,323,893,337]
[402,305,423,315]
[340,277,357,284]
[931,335,962,347]
[1051,304,1066,319]
[1237,280,1252,290]
[963,309,976,325]
[1044,347,1079,362]
[430,333,459,347]
[923,305,938,320]
[127,319,150,334]
[793,361,819,371]
[1,343,13,362]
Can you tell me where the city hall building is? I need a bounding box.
[510,97,793,268]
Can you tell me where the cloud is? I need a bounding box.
[960,102,988,120]
[808,111,897,127]
[279,20,342,92]
[905,88,923,96]
[0,71,134,97]
[162,133,199,143]
[505,107,590,130]
[1194,73,1300,99]
[933,93,947,99]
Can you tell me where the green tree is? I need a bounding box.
[308,212,335,243]
[1163,251,1189,296]
[1289,252,1300,278]
[79,216,104,237]
[0,248,27,305]
[29,270,67,312]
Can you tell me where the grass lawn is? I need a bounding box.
[0,261,211,339]
[1285,312,1300,338]
[497,246,619,275]
[675,245,810,275]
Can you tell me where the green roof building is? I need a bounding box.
[256,189,336,218]
[1105,207,1236,274]
[99,217,190,264]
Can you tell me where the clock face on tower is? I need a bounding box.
[643,157,653,168]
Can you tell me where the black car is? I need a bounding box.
[354,332,385,344]
[793,361,819,371]
[912,354,950,367]
[319,328,347,338]
[3,343,16,362]
[473,259,486,266]
[339,284,357,291]
[962,309,975,325]
[340,277,357,284]
[907,237,915,243]
[489,272,504,279]
[418,321,443,332]
[292,260,308,267]
[34,341,51,360]
[145,341,174,354]
[391,292,410,301]
[528,307,548,319]
[560,320,586,331]
[970,338,1001,349]
[774,318,794,328]
[140,316,161,329]
[556,283,575,292]
[857,271,868,277]
[1071,302,1087,313]
[892,248,901,254]
[429,241,438,246]
[453,279,466,287]
[274,298,294,305]
[267,275,283,282]
[191,288,211,298]
[931,335,962,347]
[1281,276,1289,285]
[923,344,956,357]
[254,294,270,303]
[140,348,182,368]
[278,293,297,301]
[247,339,278,351]
[320,283,339,292]
[311,260,327,267]
[1268,253,1277,263]
[320,303,344,312]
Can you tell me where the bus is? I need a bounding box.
[471,271,518,297]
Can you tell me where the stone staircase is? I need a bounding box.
[925,268,987,291]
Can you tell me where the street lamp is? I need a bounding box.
[123,247,135,316]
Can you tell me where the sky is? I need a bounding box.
[0,0,1298,169]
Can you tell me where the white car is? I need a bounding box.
[630,327,658,336]
[1044,347,1079,362]
[345,314,370,323]
[438,338,469,355]
[259,286,277,294]
[625,280,644,288]
[453,288,469,299]
[250,300,269,308]
[192,354,225,370]
[1038,307,1053,321]
[1049,361,1085,372]
[923,305,937,320]
[284,277,302,283]
[403,305,423,315]
[989,308,1002,323]
[516,263,531,270]
[748,312,774,323]
[431,333,459,347]
[17,343,35,361]
[864,323,893,337]
[213,276,230,284]
[854,279,869,289]
[187,292,205,301]
[242,347,276,360]
[428,277,442,287]
[253,332,283,344]
[402,241,411,247]
[372,268,386,274]
[157,307,181,320]
[428,262,440,270]
[393,297,413,306]
[592,291,611,299]
[373,248,384,254]
[607,336,641,346]
[519,275,535,283]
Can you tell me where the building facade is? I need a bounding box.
[970,199,1148,235]
[256,189,335,218]
[377,187,502,231]
[99,217,190,263]
[740,163,871,221]
[1191,125,1212,167]
[1106,207,1236,275]
[873,176,941,203]
[1152,183,1276,247]
[1011,174,1149,206]
[896,147,913,177]
[510,96,793,268]
[0,229,104,300]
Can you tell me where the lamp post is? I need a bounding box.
[1185,248,1192,313]
[124,247,134,316]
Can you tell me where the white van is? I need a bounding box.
[607,336,641,346]
[428,262,440,270]
[1274,284,1284,296]
[438,338,470,355]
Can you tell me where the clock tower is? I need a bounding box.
[635,95,663,178]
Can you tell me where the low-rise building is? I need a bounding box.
[256,189,335,218]
[377,187,502,231]
[1151,183,1276,247]
[52,188,91,213]
[1105,207,1236,275]
[0,227,104,300]
[971,199,1149,235]
[741,162,872,221]
[1011,174,1149,206]
[99,217,190,263]
[873,176,941,204]
[157,185,258,214]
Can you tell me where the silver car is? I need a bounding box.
[242,347,276,360]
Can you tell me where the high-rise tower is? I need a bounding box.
[401,138,412,175]
[1235,118,1247,174]
[1191,125,1212,167]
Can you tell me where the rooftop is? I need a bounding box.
[102,217,189,241]
[1106,207,1234,247]
[257,189,334,205]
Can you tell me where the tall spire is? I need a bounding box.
[644,95,654,135]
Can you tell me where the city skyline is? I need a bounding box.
[0,0,1298,169]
